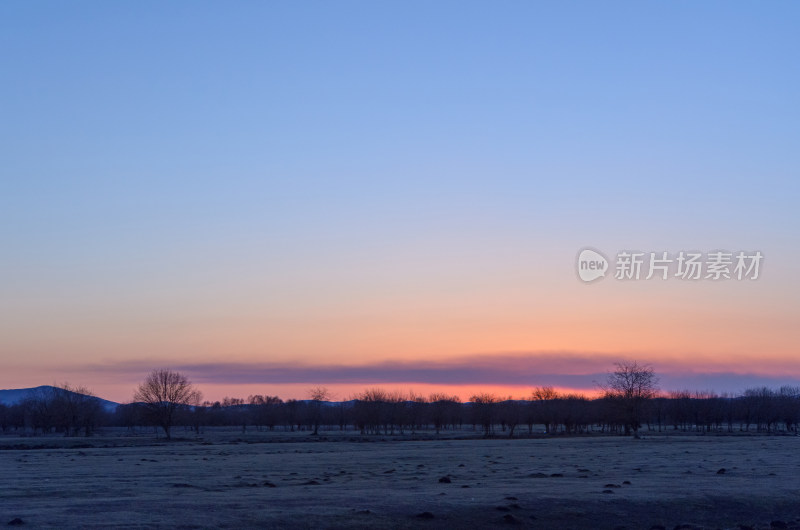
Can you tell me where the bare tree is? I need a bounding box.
[353,388,388,434]
[428,393,459,434]
[531,386,558,401]
[307,386,331,435]
[133,369,201,440]
[530,386,559,434]
[470,393,500,436]
[499,397,523,438]
[52,383,102,436]
[602,361,659,437]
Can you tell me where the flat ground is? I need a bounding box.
[1,431,799,529]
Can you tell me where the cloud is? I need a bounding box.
[62,351,800,394]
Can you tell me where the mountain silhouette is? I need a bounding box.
[0,385,119,412]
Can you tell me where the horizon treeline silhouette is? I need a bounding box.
[1,363,799,439]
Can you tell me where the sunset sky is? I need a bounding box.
[2,2,798,403]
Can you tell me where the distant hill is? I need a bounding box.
[0,385,119,412]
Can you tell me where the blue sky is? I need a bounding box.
[1,2,798,401]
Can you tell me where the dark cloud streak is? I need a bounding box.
[67,352,800,394]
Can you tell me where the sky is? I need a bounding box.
[1,2,798,403]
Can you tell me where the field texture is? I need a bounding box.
[2,432,799,529]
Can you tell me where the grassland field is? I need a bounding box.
[2,429,799,529]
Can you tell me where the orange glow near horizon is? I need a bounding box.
[54,381,604,406]
[6,345,800,404]
[2,251,797,404]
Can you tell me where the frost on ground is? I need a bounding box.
[1,433,799,529]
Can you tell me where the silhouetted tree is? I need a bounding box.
[530,386,559,434]
[406,392,427,434]
[602,361,659,437]
[308,387,331,435]
[498,398,523,437]
[133,369,201,440]
[554,394,590,434]
[778,386,800,433]
[0,403,8,433]
[353,388,390,434]
[470,393,499,436]
[51,384,102,436]
[428,393,460,434]
[284,399,301,431]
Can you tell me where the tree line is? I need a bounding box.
[2,365,799,439]
[0,384,104,437]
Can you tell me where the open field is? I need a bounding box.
[2,431,800,529]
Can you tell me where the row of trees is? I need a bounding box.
[0,384,104,437]
[120,364,658,439]
[3,366,800,439]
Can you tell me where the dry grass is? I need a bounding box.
[2,431,800,529]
